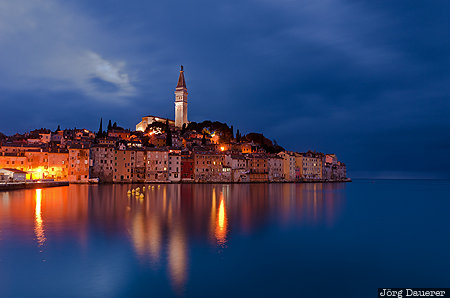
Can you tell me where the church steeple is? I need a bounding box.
[176,65,186,89]
[174,65,188,128]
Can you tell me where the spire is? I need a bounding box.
[176,65,186,88]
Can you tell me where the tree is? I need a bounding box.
[181,123,186,134]
[113,122,117,129]
[201,133,206,145]
[165,120,172,146]
[230,125,234,139]
[107,120,112,131]
[97,118,103,137]
[236,129,241,143]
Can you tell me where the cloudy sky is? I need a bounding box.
[0,0,449,178]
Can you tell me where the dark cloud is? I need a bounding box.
[1,0,449,178]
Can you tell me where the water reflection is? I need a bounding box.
[34,189,45,247]
[215,192,228,246]
[0,183,346,294]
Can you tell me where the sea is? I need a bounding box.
[0,180,449,297]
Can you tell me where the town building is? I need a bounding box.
[248,155,268,182]
[136,116,175,132]
[181,154,194,181]
[193,151,226,182]
[0,168,27,181]
[268,155,283,182]
[294,152,303,181]
[90,145,115,182]
[168,152,181,182]
[68,147,90,183]
[224,154,249,182]
[146,148,169,182]
[278,151,296,181]
[47,150,69,180]
[301,151,323,180]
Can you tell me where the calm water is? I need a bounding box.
[0,180,449,297]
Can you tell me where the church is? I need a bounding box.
[136,66,189,132]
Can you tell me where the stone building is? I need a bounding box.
[278,151,296,181]
[224,154,249,182]
[69,147,90,183]
[168,152,181,182]
[181,154,194,181]
[193,151,226,182]
[47,150,69,180]
[90,145,115,182]
[301,151,323,180]
[145,148,169,182]
[268,155,283,182]
[248,155,268,182]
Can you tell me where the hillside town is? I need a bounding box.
[0,67,347,184]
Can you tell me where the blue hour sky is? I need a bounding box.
[0,0,449,178]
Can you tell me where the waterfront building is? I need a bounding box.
[168,152,181,182]
[113,149,134,183]
[135,150,147,182]
[90,145,115,182]
[0,168,27,181]
[68,147,90,183]
[224,153,249,182]
[268,155,283,182]
[111,149,146,183]
[301,151,323,180]
[224,154,247,169]
[335,162,347,180]
[146,148,169,182]
[248,155,268,182]
[25,151,49,179]
[193,152,226,182]
[47,150,69,180]
[0,153,28,172]
[294,152,303,181]
[278,151,296,181]
[181,154,194,181]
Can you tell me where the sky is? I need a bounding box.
[0,0,449,179]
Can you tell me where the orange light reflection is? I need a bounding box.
[215,193,228,246]
[34,189,46,246]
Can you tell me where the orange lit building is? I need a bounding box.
[47,150,69,180]
[248,155,268,182]
[113,149,134,183]
[69,147,90,183]
[108,129,131,141]
[145,148,169,182]
[0,153,28,172]
[90,145,115,182]
[193,152,226,182]
[112,149,146,183]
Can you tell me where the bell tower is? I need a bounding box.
[174,65,188,128]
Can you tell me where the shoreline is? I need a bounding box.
[80,178,352,185]
[0,181,69,191]
[0,179,351,191]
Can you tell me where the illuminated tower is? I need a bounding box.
[174,65,188,128]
